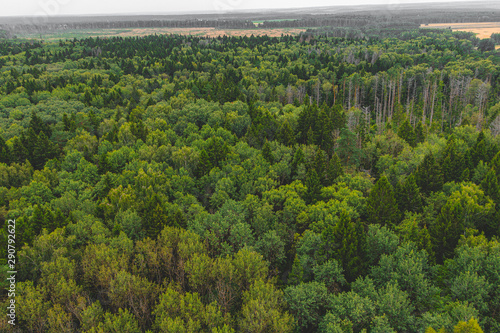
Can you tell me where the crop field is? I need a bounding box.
[19,26,307,40]
[421,21,500,38]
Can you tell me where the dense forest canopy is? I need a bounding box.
[0,26,499,332]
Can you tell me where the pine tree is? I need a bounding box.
[396,173,423,213]
[12,137,28,164]
[397,119,416,147]
[141,193,169,239]
[326,153,344,186]
[306,127,315,146]
[471,132,488,167]
[441,135,465,183]
[0,136,10,164]
[197,149,212,177]
[305,169,322,204]
[430,199,464,264]
[367,176,400,227]
[415,153,443,195]
[415,121,425,144]
[288,255,304,285]
[98,154,111,175]
[262,141,274,164]
[323,210,365,282]
[291,148,305,178]
[481,169,500,204]
[314,149,327,185]
[277,120,295,147]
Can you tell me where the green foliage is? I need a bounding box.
[3,28,500,333]
[366,176,400,227]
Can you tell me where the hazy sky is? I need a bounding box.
[1,0,484,16]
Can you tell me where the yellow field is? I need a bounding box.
[421,22,500,39]
[32,27,307,41]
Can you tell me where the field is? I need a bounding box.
[421,22,500,39]
[20,27,307,40]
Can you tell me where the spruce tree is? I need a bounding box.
[277,120,295,147]
[197,149,212,177]
[262,141,274,164]
[396,173,423,213]
[415,153,443,195]
[397,119,416,147]
[367,176,400,227]
[291,147,305,177]
[441,135,465,183]
[481,169,500,204]
[323,210,365,282]
[415,121,425,144]
[314,149,328,186]
[0,136,10,164]
[305,169,322,204]
[326,153,344,186]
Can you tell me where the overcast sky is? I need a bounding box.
[1,0,484,16]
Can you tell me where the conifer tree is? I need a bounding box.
[397,119,416,147]
[326,153,344,186]
[367,176,400,227]
[415,121,425,144]
[277,120,295,147]
[471,132,488,167]
[396,173,423,213]
[322,210,365,282]
[305,169,322,204]
[441,135,465,183]
[314,149,328,185]
[481,169,500,204]
[291,147,305,177]
[415,153,443,195]
[0,136,10,164]
[197,149,212,177]
[262,141,274,164]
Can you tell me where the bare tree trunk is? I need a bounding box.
[429,79,438,126]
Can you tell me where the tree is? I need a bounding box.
[453,317,484,333]
[262,140,274,164]
[336,128,363,167]
[396,173,423,213]
[140,193,170,238]
[277,120,295,146]
[415,121,425,144]
[284,281,328,331]
[478,39,495,52]
[367,176,400,227]
[0,136,10,164]
[321,210,365,282]
[442,135,465,183]
[326,152,344,186]
[397,119,416,147]
[415,153,443,195]
[305,169,322,204]
[240,279,294,333]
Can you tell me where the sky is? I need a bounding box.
[0,0,485,17]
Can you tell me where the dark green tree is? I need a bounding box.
[396,173,423,213]
[305,169,322,204]
[397,119,416,147]
[415,153,443,195]
[262,141,274,164]
[367,176,400,227]
[415,121,425,144]
[326,152,344,186]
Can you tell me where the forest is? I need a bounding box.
[0,25,499,333]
